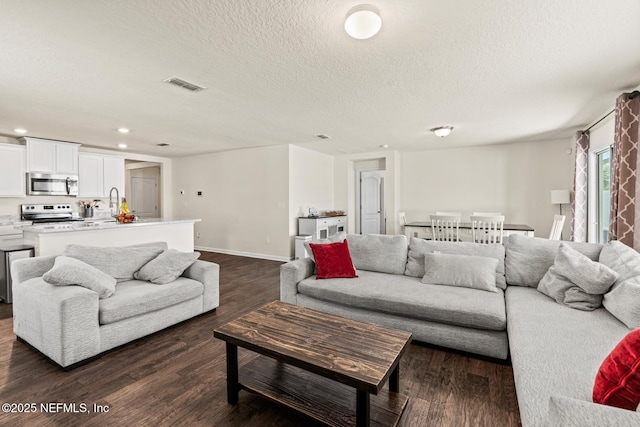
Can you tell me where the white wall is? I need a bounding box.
[288,145,334,251]
[399,138,575,238]
[172,145,291,261]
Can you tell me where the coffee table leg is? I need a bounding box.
[390,363,400,393]
[356,390,370,427]
[226,343,239,405]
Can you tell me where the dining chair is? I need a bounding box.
[548,215,566,240]
[430,214,460,242]
[470,215,505,244]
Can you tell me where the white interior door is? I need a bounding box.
[361,171,382,235]
[131,177,158,218]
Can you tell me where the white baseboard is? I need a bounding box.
[194,245,292,262]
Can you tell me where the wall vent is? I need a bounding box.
[163,76,206,92]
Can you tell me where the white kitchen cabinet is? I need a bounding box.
[78,153,104,197]
[22,137,79,175]
[78,153,124,198]
[0,144,26,197]
[55,142,79,175]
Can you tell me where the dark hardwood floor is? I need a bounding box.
[0,252,521,426]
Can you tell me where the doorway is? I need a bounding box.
[359,170,385,235]
[126,162,161,218]
[131,177,158,218]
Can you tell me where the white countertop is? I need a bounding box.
[18,218,201,234]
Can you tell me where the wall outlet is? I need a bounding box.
[196,232,201,238]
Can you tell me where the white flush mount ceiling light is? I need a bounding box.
[13,128,28,134]
[430,126,454,137]
[117,128,130,134]
[117,143,127,148]
[345,4,382,40]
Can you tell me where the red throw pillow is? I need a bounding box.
[309,241,358,280]
[593,328,640,410]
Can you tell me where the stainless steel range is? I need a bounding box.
[21,204,84,224]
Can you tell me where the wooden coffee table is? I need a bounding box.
[214,301,412,427]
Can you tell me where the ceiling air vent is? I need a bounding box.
[314,134,331,140]
[163,76,206,92]
[156,143,170,147]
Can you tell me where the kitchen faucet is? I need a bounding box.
[109,187,120,216]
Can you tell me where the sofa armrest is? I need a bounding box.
[280,258,315,304]
[182,260,219,312]
[12,276,100,368]
[547,395,640,427]
[11,256,57,284]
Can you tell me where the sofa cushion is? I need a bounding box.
[99,277,203,325]
[345,234,408,275]
[505,235,603,287]
[298,270,506,331]
[134,249,201,284]
[64,242,168,282]
[547,395,640,426]
[593,328,640,411]
[43,256,116,299]
[505,286,630,427]
[422,253,499,293]
[537,243,618,311]
[405,237,506,289]
[600,241,640,329]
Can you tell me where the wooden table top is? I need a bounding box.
[214,301,413,394]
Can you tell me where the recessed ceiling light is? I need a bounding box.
[380,144,389,148]
[117,128,130,134]
[430,126,454,137]
[117,143,127,148]
[14,128,28,134]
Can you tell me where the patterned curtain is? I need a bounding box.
[571,131,589,242]
[609,91,640,248]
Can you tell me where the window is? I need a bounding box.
[595,146,613,243]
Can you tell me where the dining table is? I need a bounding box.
[404,221,534,242]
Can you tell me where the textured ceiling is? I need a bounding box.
[0,0,639,157]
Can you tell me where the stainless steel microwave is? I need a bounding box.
[27,173,78,196]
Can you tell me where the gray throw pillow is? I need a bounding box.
[505,234,603,287]
[421,253,499,293]
[43,256,116,299]
[600,240,640,328]
[134,249,200,284]
[64,242,167,282]
[304,231,346,262]
[537,243,618,311]
[406,237,506,289]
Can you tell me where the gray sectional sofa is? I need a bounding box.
[11,242,219,369]
[280,233,640,426]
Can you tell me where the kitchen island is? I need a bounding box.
[19,218,201,256]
